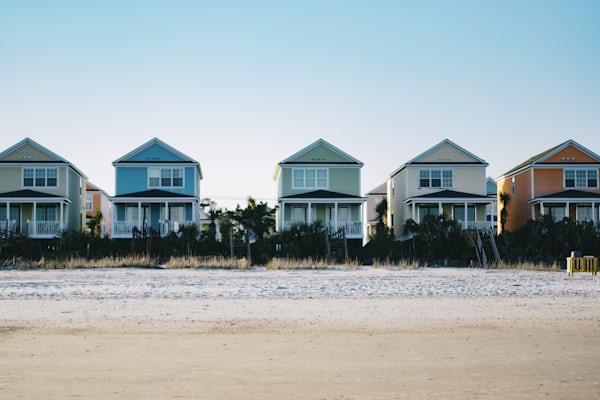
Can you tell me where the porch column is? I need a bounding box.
[531,204,536,220]
[540,202,545,217]
[412,203,416,221]
[5,202,8,227]
[594,202,598,224]
[60,202,64,231]
[33,202,37,235]
[137,201,142,228]
[565,202,570,219]
[334,202,338,230]
[280,202,285,230]
[463,202,468,229]
[438,202,442,217]
[165,202,169,220]
[307,202,312,224]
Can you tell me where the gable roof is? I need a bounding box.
[499,139,600,178]
[389,139,487,178]
[113,137,202,178]
[366,182,387,196]
[274,138,363,180]
[278,139,363,165]
[0,137,88,179]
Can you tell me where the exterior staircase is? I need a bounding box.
[464,227,501,267]
[326,226,348,261]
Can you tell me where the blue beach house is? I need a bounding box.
[110,138,203,238]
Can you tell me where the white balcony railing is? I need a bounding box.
[282,221,363,238]
[464,221,494,231]
[112,220,195,238]
[27,221,66,237]
[0,220,17,234]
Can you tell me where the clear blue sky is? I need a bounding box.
[1,0,599,209]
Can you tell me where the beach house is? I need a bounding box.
[0,138,88,238]
[496,139,600,233]
[273,139,365,246]
[110,138,203,238]
[85,182,112,237]
[386,139,493,239]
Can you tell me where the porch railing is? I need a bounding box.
[160,220,195,236]
[112,220,195,238]
[464,221,494,231]
[0,220,17,236]
[27,221,66,237]
[282,221,363,237]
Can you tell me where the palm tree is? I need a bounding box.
[499,192,512,234]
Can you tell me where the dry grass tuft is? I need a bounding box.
[490,261,562,272]
[265,257,360,270]
[164,256,251,269]
[12,255,157,270]
[372,258,423,270]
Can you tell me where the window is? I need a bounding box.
[23,168,58,187]
[419,169,452,188]
[86,194,93,211]
[576,206,593,222]
[565,169,598,189]
[292,169,328,189]
[169,205,185,222]
[418,205,439,222]
[148,168,184,188]
[36,205,57,221]
[544,205,565,222]
[419,170,430,187]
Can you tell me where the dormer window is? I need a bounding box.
[148,167,184,188]
[564,169,597,189]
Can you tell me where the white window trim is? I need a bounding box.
[22,167,59,188]
[564,168,598,189]
[147,167,185,189]
[418,168,453,189]
[292,168,329,190]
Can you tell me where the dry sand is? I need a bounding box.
[1,295,599,399]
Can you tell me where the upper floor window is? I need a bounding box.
[564,169,598,189]
[419,169,453,188]
[23,167,58,188]
[86,194,93,211]
[148,167,184,188]
[293,168,328,189]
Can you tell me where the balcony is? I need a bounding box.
[282,221,363,239]
[112,220,195,238]
[27,221,67,238]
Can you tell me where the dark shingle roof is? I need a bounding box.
[410,189,490,200]
[113,189,195,199]
[0,189,63,199]
[280,190,363,200]
[534,189,600,200]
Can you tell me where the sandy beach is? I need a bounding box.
[1,268,599,399]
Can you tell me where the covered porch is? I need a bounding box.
[278,191,365,239]
[111,190,199,238]
[405,190,494,231]
[530,190,600,224]
[0,190,70,238]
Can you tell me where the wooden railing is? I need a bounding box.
[567,256,598,276]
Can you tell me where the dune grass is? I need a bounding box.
[265,257,361,270]
[164,256,251,269]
